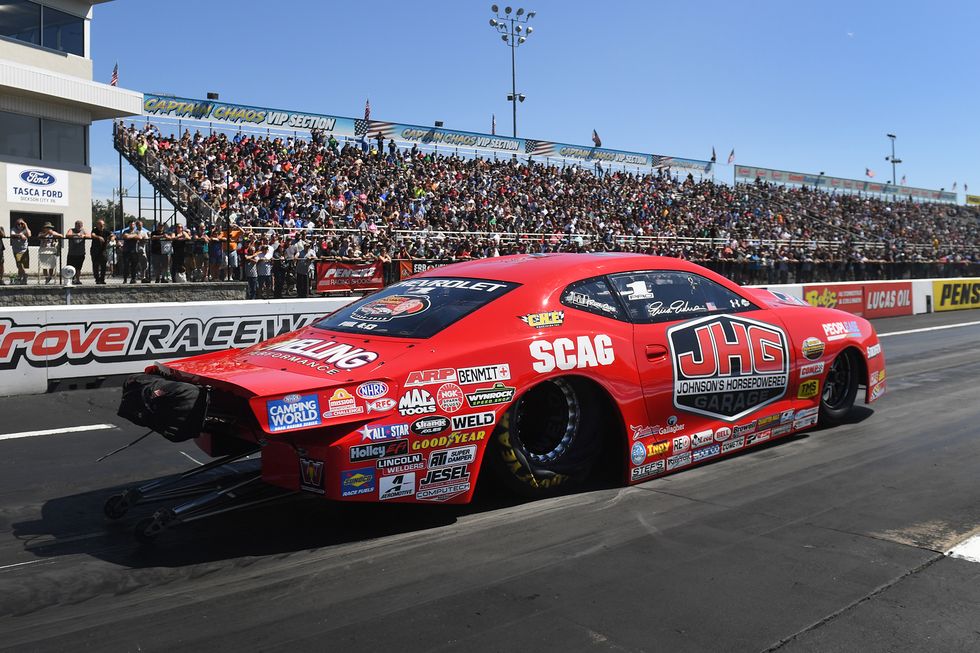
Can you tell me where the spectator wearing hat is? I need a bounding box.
[65,220,88,284]
[38,222,63,285]
[11,218,31,284]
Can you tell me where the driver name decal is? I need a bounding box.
[668,315,788,421]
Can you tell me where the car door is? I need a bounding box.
[607,270,794,466]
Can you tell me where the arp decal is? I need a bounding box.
[267,394,321,432]
[797,379,820,399]
[519,311,565,329]
[529,335,615,373]
[405,368,457,387]
[668,315,789,421]
[298,457,325,494]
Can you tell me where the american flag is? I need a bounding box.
[592,129,602,147]
[364,99,370,121]
[952,181,958,191]
[491,114,496,136]
[865,167,875,178]
[710,147,717,163]
[727,148,735,165]
[110,63,118,87]
[900,175,906,185]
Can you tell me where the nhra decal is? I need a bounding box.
[529,334,615,373]
[267,394,321,432]
[0,314,320,370]
[398,388,437,416]
[519,311,565,329]
[252,338,379,373]
[340,468,376,497]
[379,473,415,501]
[668,315,789,421]
[298,457,325,494]
[405,368,457,387]
[465,383,516,408]
[456,364,511,386]
[356,381,389,400]
[358,422,410,442]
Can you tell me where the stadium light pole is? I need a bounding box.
[489,6,535,137]
[885,133,902,186]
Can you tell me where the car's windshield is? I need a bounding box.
[315,277,520,338]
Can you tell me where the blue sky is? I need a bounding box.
[90,0,980,201]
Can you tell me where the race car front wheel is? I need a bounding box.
[485,377,603,498]
[819,349,860,426]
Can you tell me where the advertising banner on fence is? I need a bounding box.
[862,282,913,318]
[6,164,70,207]
[143,94,356,135]
[735,165,956,203]
[803,284,864,315]
[397,260,450,280]
[315,261,384,292]
[967,194,980,206]
[932,280,980,311]
[0,299,355,396]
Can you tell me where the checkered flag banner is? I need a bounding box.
[354,119,370,136]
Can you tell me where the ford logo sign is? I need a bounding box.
[20,170,56,186]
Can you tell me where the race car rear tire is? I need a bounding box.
[485,377,602,499]
[819,349,860,426]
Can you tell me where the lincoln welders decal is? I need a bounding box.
[0,314,322,370]
[668,314,789,421]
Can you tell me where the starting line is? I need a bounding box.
[0,423,118,442]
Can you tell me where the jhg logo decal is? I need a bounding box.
[668,315,789,421]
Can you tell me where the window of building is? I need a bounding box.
[0,110,41,159]
[41,119,87,165]
[0,1,85,56]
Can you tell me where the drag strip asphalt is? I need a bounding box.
[0,311,978,652]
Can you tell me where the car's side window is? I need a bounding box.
[608,271,755,324]
[561,277,627,321]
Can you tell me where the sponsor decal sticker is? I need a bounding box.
[870,370,886,385]
[631,442,647,466]
[691,430,714,448]
[376,454,424,471]
[379,473,415,500]
[419,465,471,490]
[631,460,666,481]
[668,315,789,421]
[799,362,825,378]
[870,383,886,401]
[358,422,410,442]
[822,321,861,341]
[795,407,818,419]
[416,482,470,502]
[733,421,757,437]
[780,409,795,424]
[672,434,691,453]
[428,445,478,468]
[746,428,771,445]
[366,397,396,413]
[456,364,511,386]
[412,430,487,451]
[631,415,684,441]
[410,415,450,435]
[356,381,389,400]
[298,457,325,494]
[721,437,745,454]
[340,467,376,497]
[772,424,792,436]
[450,411,495,431]
[793,415,818,430]
[267,393,321,432]
[667,451,692,470]
[646,441,670,457]
[692,444,721,462]
[436,383,465,413]
[252,338,378,373]
[867,343,882,359]
[322,388,363,419]
[801,337,826,361]
[351,294,430,322]
[349,438,409,463]
[519,311,565,329]
[465,382,516,408]
[529,334,615,373]
[797,379,820,399]
[757,413,780,427]
[714,426,732,443]
[398,388,437,416]
[405,368,457,387]
[564,290,620,314]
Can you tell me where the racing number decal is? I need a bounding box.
[668,315,789,421]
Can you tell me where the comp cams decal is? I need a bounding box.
[529,334,615,373]
[668,315,789,421]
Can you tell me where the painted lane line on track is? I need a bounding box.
[879,319,980,338]
[0,559,55,573]
[0,423,117,441]
[947,533,980,564]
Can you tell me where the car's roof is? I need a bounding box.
[418,253,710,285]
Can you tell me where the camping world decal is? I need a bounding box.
[668,315,789,421]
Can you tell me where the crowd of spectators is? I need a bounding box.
[113,122,978,279]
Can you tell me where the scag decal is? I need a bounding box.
[267,394,321,432]
[668,315,789,421]
[529,334,615,373]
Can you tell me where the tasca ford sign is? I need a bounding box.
[668,315,789,421]
[7,164,70,206]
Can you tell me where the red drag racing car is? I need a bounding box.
[117,253,886,515]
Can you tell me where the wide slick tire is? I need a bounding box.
[485,377,603,498]
[819,349,861,426]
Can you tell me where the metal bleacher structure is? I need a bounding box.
[112,97,964,258]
